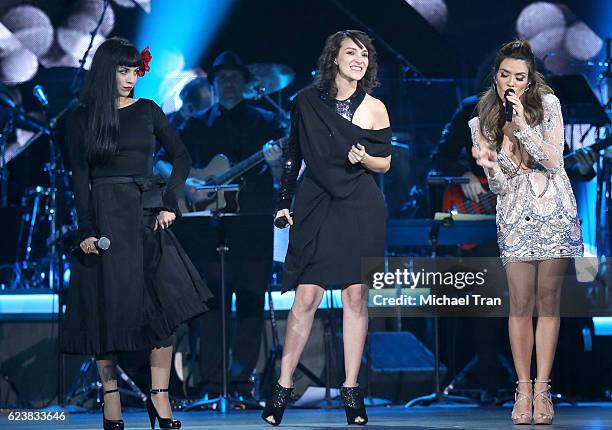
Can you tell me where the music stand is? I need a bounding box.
[427,175,469,228]
[182,183,247,413]
[385,218,498,406]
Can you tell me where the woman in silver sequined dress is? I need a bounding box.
[470,40,583,425]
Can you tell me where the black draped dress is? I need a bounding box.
[61,98,212,355]
[278,86,392,292]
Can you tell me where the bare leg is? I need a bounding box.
[534,258,567,419]
[341,284,368,388]
[506,262,536,421]
[341,283,368,424]
[506,261,537,381]
[264,284,323,425]
[150,343,174,419]
[278,284,325,388]
[96,354,122,421]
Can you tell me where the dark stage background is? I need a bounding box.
[0,0,610,409]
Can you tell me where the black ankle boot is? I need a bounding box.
[145,388,181,429]
[340,385,368,425]
[261,382,294,426]
[102,388,124,430]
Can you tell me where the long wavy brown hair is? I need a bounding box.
[477,40,553,156]
[314,30,379,98]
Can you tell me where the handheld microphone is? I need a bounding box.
[274,213,293,229]
[504,89,514,122]
[33,85,48,108]
[96,236,111,250]
[72,236,111,254]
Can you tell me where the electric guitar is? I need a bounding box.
[180,137,287,213]
[441,176,496,215]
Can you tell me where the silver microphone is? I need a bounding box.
[96,236,111,250]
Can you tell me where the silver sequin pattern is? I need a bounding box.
[468,94,584,265]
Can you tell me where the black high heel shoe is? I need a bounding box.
[102,388,124,430]
[145,388,181,429]
[261,382,294,426]
[340,385,368,425]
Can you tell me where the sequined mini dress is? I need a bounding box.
[468,93,583,265]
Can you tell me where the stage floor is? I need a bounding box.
[9,403,612,429]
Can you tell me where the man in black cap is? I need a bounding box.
[155,51,284,399]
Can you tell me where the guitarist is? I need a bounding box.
[430,96,599,215]
[155,51,285,399]
[430,96,490,211]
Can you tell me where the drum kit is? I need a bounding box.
[0,77,76,291]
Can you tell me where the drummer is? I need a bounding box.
[155,51,285,400]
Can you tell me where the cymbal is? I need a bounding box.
[243,63,295,99]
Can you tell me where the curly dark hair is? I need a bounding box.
[314,30,379,98]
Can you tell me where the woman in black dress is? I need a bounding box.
[262,30,392,426]
[61,38,211,430]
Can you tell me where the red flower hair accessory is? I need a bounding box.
[137,46,152,77]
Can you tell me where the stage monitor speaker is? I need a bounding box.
[369,331,446,381]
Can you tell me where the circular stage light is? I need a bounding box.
[0,22,22,57]
[516,2,565,39]
[66,10,115,37]
[159,68,210,114]
[0,48,38,84]
[1,5,54,57]
[404,0,448,32]
[564,22,603,61]
[113,0,152,13]
[72,0,116,36]
[39,41,80,69]
[57,27,106,70]
[112,0,137,7]
[528,26,566,60]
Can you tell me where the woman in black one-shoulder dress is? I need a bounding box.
[261,30,392,427]
[61,38,211,430]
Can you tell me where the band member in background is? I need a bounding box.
[262,30,391,426]
[431,96,597,215]
[156,51,284,399]
[430,96,489,207]
[61,38,212,430]
[470,40,583,425]
[166,76,211,130]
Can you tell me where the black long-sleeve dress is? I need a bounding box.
[278,86,392,292]
[61,98,212,355]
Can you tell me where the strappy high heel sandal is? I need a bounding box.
[533,379,554,425]
[511,380,533,425]
[340,385,368,426]
[261,382,294,426]
[102,388,124,430]
[145,388,181,429]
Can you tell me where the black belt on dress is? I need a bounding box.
[91,175,167,210]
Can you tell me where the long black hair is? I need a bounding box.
[79,37,142,164]
[314,30,379,98]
